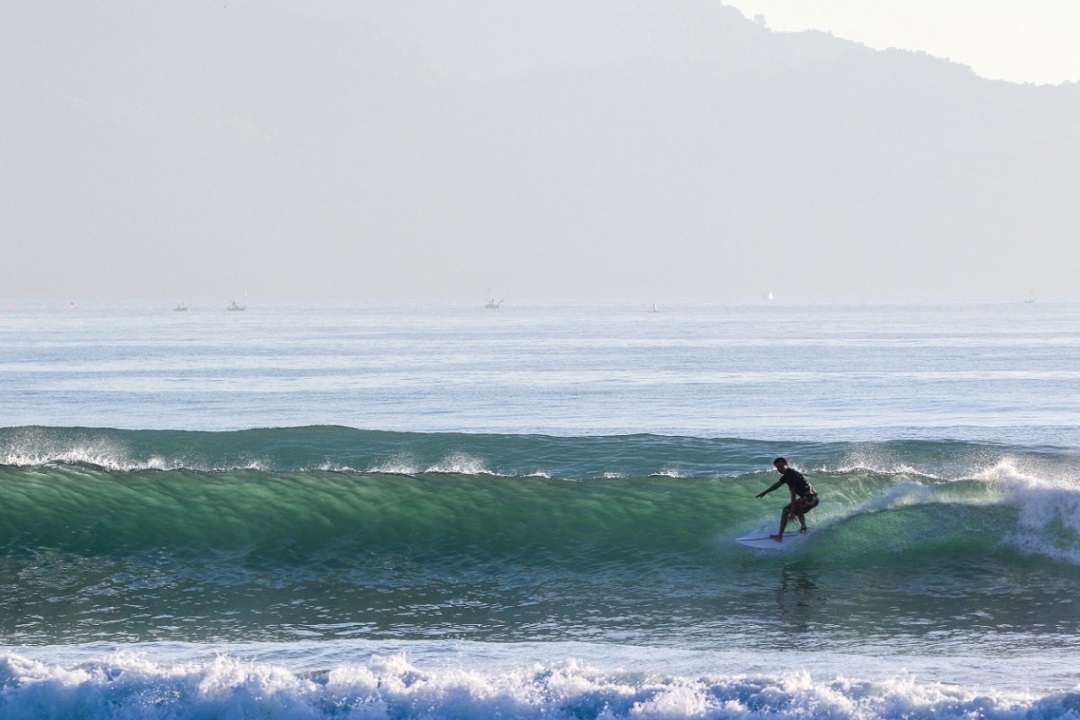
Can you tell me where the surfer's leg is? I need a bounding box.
[793,499,808,532]
[796,495,817,532]
[772,506,792,542]
[799,495,818,532]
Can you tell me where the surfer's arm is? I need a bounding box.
[756,480,784,498]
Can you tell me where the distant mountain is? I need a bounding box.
[3,1,1077,301]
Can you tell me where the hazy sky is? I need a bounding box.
[725,0,1080,85]
[2,1,1078,304]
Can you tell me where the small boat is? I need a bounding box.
[174,301,189,311]
[648,304,659,313]
[227,300,246,311]
[485,299,503,309]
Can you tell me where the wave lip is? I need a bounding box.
[5,425,1075,480]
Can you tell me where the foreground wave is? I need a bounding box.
[2,647,1079,720]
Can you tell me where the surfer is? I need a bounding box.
[756,457,818,542]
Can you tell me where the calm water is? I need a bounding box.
[3,301,1079,442]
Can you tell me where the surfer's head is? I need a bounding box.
[773,457,788,471]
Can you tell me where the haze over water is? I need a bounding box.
[3,1,1079,303]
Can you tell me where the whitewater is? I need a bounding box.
[1,301,1079,718]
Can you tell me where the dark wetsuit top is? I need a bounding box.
[780,467,815,497]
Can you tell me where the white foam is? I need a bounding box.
[368,453,420,475]
[368,451,501,476]
[826,454,942,481]
[314,461,357,472]
[426,452,492,475]
[0,430,258,472]
[0,650,1062,720]
[984,458,1080,564]
[2,438,146,471]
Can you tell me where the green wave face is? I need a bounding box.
[2,426,1079,649]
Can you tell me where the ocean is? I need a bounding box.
[1,301,1079,718]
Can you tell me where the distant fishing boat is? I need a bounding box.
[174,301,189,312]
[485,299,503,309]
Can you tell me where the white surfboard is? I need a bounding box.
[735,533,806,549]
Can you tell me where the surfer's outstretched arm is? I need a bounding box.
[756,480,784,499]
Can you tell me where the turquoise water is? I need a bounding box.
[1,302,1079,718]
